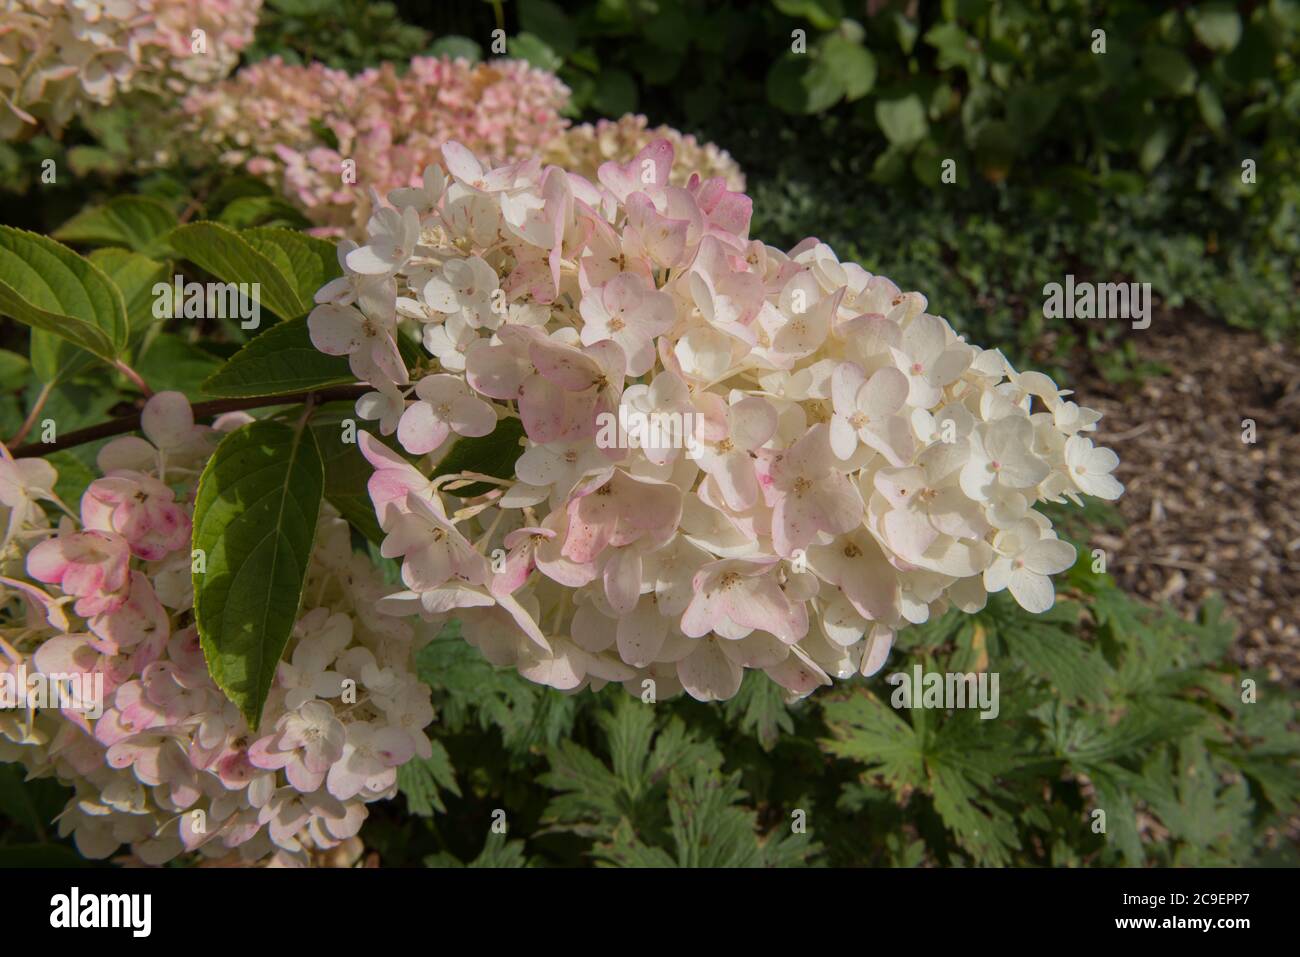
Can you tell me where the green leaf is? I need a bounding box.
[766,52,844,115]
[192,419,324,729]
[509,33,563,73]
[1188,2,1242,52]
[772,0,843,31]
[51,196,176,257]
[398,740,460,816]
[240,227,342,307]
[925,22,981,73]
[134,334,224,399]
[875,94,929,148]
[821,35,876,100]
[1195,82,1227,137]
[217,195,311,230]
[1143,46,1197,96]
[309,403,399,544]
[519,0,576,56]
[0,227,128,363]
[434,417,525,497]
[30,248,167,385]
[427,35,481,62]
[591,68,638,117]
[167,221,307,322]
[202,315,352,398]
[723,672,795,750]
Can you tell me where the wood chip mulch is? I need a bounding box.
[1048,312,1300,686]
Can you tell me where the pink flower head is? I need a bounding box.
[27,529,132,617]
[81,471,190,561]
[760,425,864,559]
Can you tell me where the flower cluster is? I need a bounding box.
[0,393,433,866]
[307,140,1124,704]
[178,55,745,237]
[0,0,261,139]
[180,55,571,235]
[544,113,745,193]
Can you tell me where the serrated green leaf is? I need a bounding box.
[398,740,460,816]
[0,227,128,363]
[167,222,306,322]
[134,334,224,400]
[202,315,352,398]
[241,227,342,307]
[51,196,176,257]
[31,248,167,385]
[192,419,324,729]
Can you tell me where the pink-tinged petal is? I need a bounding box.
[441,141,485,185]
[518,644,587,691]
[140,392,194,450]
[677,640,743,702]
[396,402,451,456]
[723,577,807,643]
[308,304,363,355]
[465,338,530,400]
[1009,569,1055,614]
[1023,538,1076,576]
[714,451,759,512]
[765,646,830,695]
[602,547,642,615]
[679,590,720,639]
[570,601,617,653]
[449,395,496,437]
[861,366,909,415]
[860,627,894,676]
[616,601,668,668]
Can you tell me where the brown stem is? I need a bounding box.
[6,385,369,458]
[6,381,54,447]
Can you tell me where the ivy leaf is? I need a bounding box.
[167,221,307,322]
[192,419,324,729]
[51,196,177,257]
[202,315,352,398]
[0,227,128,363]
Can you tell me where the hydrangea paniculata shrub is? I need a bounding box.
[306,140,1124,703]
[0,0,262,139]
[0,394,433,866]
